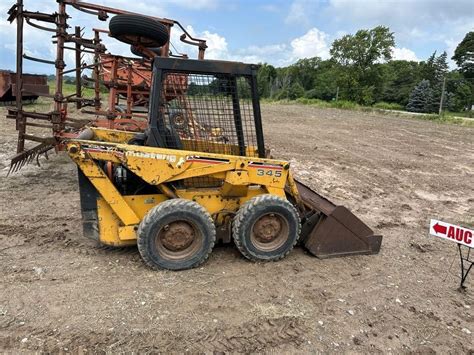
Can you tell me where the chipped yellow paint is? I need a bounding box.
[67,139,293,246]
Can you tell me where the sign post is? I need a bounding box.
[429,219,473,289]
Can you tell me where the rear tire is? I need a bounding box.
[137,199,216,270]
[232,195,300,262]
[109,14,169,47]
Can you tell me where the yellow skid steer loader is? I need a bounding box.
[67,54,382,270]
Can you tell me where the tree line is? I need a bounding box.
[256,28,474,113]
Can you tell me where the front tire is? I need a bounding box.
[137,199,216,270]
[232,195,300,262]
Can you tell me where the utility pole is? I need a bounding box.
[335,86,339,101]
[439,76,446,115]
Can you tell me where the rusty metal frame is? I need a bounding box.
[6,0,208,170]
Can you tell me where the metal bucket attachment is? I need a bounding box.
[295,180,382,258]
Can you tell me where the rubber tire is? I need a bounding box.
[232,195,300,262]
[109,14,169,47]
[137,199,216,270]
[130,45,161,58]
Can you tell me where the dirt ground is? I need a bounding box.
[0,103,473,353]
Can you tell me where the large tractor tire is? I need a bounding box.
[109,14,169,48]
[137,199,216,270]
[232,195,301,262]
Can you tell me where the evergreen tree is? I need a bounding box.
[406,80,433,113]
[434,52,449,82]
[420,51,448,85]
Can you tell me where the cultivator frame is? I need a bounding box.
[6,0,208,170]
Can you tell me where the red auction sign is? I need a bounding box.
[429,219,473,248]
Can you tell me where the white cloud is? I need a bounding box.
[392,47,419,62]
[233,44,288,64]
[169,25,228,60]
[200,30,228,59]
[290,28,330,61]
[285,0,317,27]
[227,28,330,66]
[170,25,330,66]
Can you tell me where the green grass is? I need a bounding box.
[48,80,96,98]
[443,110,474,119]
[372,102,404,110]
[417,113,474,126]
[263,97,362,110]
[15,81,98,112]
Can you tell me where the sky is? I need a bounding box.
[0,0,473,74]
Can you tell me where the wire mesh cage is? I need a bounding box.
[157,72,260,158]
[146,58,265,188]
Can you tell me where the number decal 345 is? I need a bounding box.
[256,169,282,177]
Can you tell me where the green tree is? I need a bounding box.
[406,80,433,113]
[237,77,251,99]
[288,57,321,90]
[330,26,395,69]
[288,82,305,100]
[382,60,421,105]
[446,71,472,111]
[304,60,340,100]
[418,51,449,111]
[329,26,395,104]
[452,32,474,79]
[256,63,277,98]
[419,51,448,84]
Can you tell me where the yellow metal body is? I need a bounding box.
[68,127,302,246]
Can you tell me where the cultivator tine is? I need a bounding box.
[8,143,54,175]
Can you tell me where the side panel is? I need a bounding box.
[77,168,100,241]
[94,187,274,246]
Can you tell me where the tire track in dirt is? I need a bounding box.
[0,222,142,263]
[191,316,307,353]
[0,317,308,353]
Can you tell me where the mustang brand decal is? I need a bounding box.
[125,151,177,163]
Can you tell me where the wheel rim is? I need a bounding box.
[155,220,203,260]
[250,213,289,252]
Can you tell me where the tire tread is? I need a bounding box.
[109,14,169,47]
[232,194,301,262]
[137,199,216,270]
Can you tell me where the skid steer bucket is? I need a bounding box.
[296,180,382,258]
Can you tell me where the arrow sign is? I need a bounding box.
[433,222,447,235]
[429,219,473,248]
